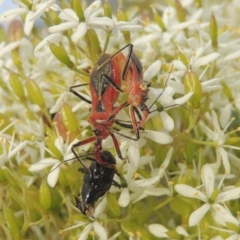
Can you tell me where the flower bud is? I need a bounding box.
[4,168,20,191]
[183,70,202,109]
[49,188,63,210]
[3,207,20,239]
[84,29,101,63]
[107,193,121,217]
[53,112,78,142]
[167,230,180,240]
[175,0,186,22]
[104,0,112,18]
[49,43,74,69]
[48,8,61,25]
[222,82,233,101]
[10,74,25,100]
[0,167,7,183]
[177,50,188,66]
[8,20,24,43]
[60,102,79,132]
[39,183,52,211]
[46,133,63,159]
[195,0,202,7]
[153,9,166,32]
[226,222,239,232]
[0,25,6,42]
[73,0,85,21]
[21,0,31,8]
[209,188,219,203]
[26,79,45,107]
[209,13,218,51]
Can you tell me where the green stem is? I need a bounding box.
[102,31,112,54]
[153,197,172,211]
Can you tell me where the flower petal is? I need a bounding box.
[118,188,130,207]
[0,8,28,22]
[0,41,21,58]
[71,22,88,43]
[135,176,160,187]
[216,187,240,202]
[201,164,215,198]
[127,140,140,171]
[194,52,220,68]
[9,141,28,159]
[28,159,59,172]
[93,221,108,240]
[143,60,161,82]
[24,11,35,36]
[34,33,62,53]
[49,21,77,33]
[94,197,107,218]
[148,224,168,238]
[143,130,173,144]
[47,162,60,187]
[143,187,170,196]
[212,203,239,226]
[158,147,173,177]
[189,203,210,226]
[175,184,207,202]
[217,147,230,174]
[84,0,101,20]
[160,111,174,131]
[59,8,78,22]
[30,0,57,21]
[176,226,189,236]
[78,223,93,240]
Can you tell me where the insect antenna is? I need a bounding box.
[148,62,174,112]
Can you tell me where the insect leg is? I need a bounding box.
[69,83,92,104]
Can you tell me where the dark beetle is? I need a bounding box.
[75,151,121,216]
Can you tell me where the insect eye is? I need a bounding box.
[140,83,148,90]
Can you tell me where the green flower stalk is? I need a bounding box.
[210,13,218,51]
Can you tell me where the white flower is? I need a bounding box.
[175,164,240,226]
[200,110,240,173]
[47,0,142,44]
[61,219,119,240]
[29,136,73,187]
[148,224,189,239]
[0,0,57,35]
[0,136,28,166]
[117,147,173,206]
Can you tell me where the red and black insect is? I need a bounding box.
[105,45,171,135]
[105,47,151,136]
[70,44,140,164]
[74,151,121,216]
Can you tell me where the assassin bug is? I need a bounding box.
[70,44,141,164]
[102,45,172,137]
[105,47,151,136]
[74,151,121,216]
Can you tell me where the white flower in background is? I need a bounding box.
[0,135,28,166]
[116,147,173,207]
[175,164,240,226]
[47,0,142,44]
[200,110,240,173]
[61,220,120,240]
[210,213,240,240]
[148,224,189,239]
[0,0,57,35]
[29,136,74,187]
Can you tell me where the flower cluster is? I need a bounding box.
[0,0,240,239]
